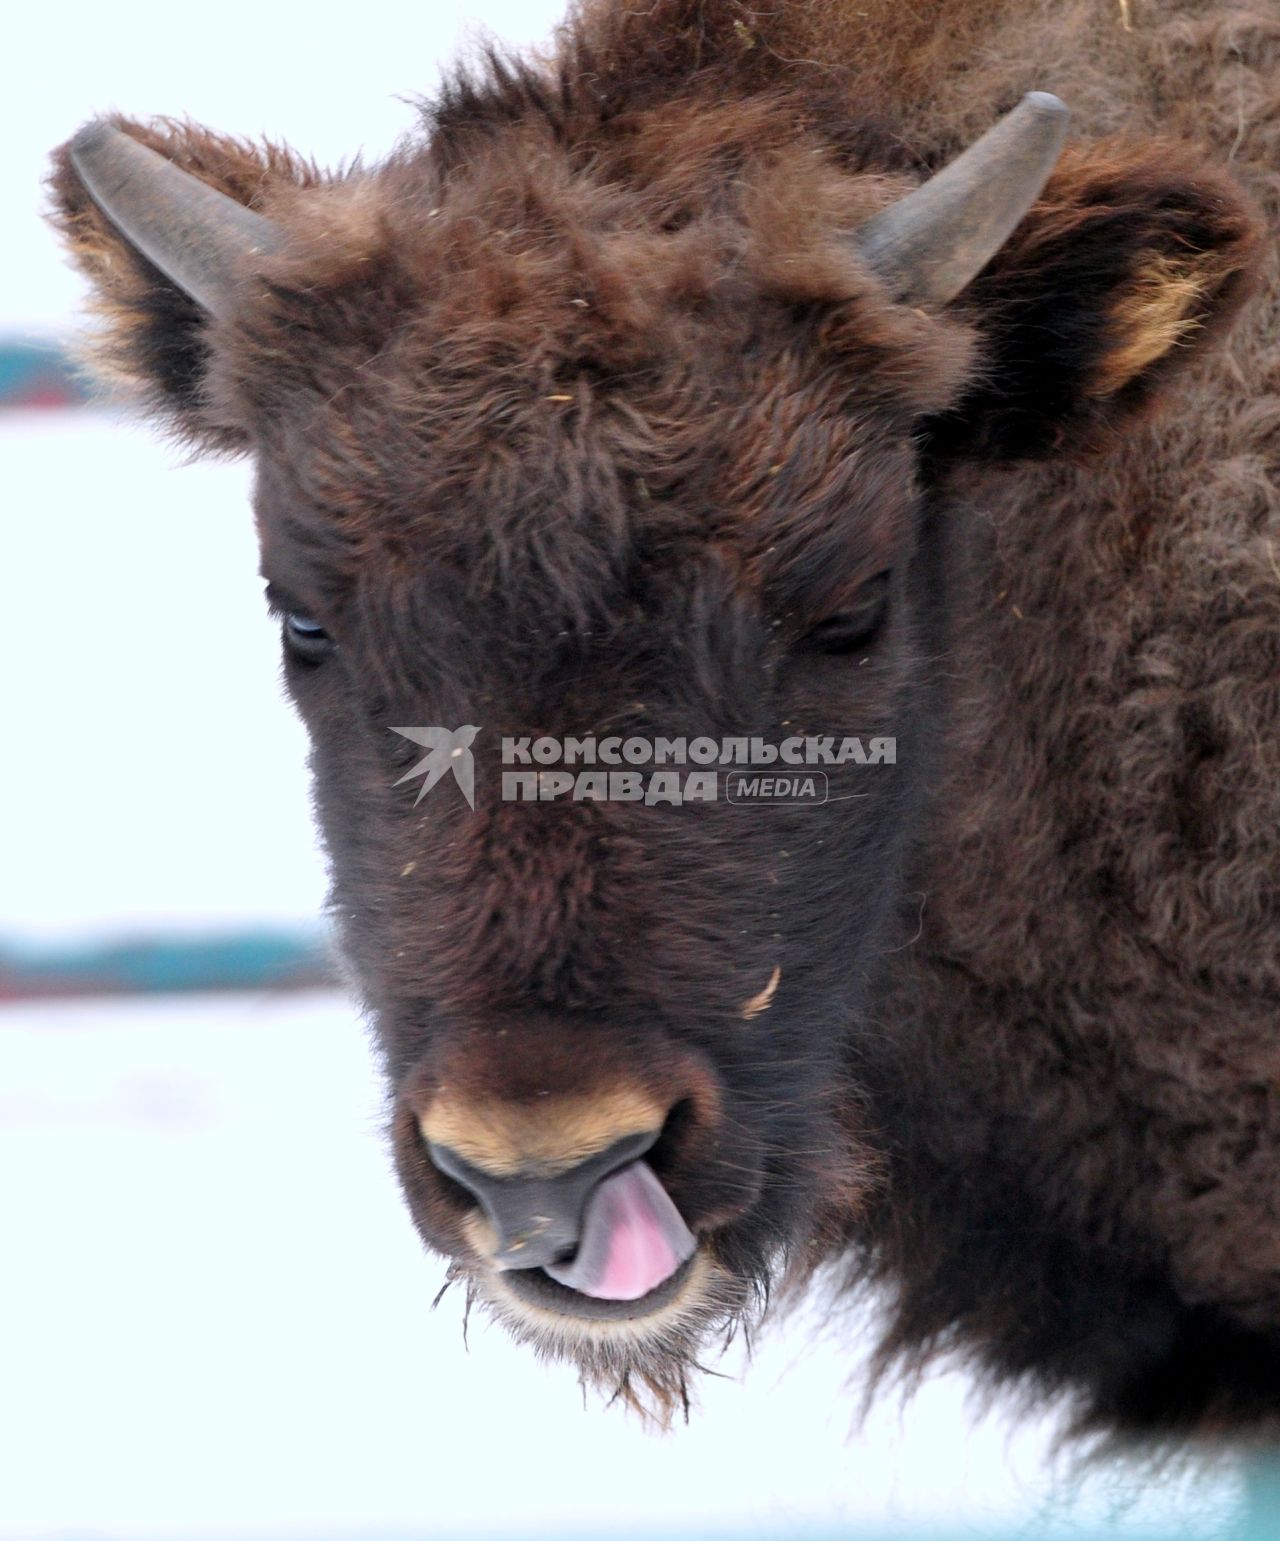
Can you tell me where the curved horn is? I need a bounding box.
[855,92,1070,307]
[68,121,285,320]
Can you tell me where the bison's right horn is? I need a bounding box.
[854,92,1070,307]
[68,121,285,321]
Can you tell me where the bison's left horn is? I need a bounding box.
[854,92,1070,307]
[68,121,285,320]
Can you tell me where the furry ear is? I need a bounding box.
[47,117,318,451]
[926,143,1262,462]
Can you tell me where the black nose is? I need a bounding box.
[428,1130,659,1270]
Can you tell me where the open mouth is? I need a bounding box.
[500,1247,700,1321]
[489,1158,702,1322]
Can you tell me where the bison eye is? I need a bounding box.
[283,613,334,663]
[802,573,891,655]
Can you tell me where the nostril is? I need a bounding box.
[645,1098,696,1182]
[423,1140,493,1209]
[427,1161,478,1216]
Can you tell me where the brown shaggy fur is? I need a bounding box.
[47,0,1280,1438]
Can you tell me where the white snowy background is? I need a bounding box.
[0,2,1256,1536]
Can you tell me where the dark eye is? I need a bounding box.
[802,573,892,655]
[283,613,334,663]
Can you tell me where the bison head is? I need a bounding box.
[48,8,1256,1415]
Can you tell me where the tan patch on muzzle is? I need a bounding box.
[419,1086,667,1178]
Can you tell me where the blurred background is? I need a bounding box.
[0,3,1267,1537]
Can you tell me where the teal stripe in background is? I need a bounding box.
[0,928,334,999]
[1245,1459,1280,1538]
[141,1524,1280,1541]
[0,338,89,408]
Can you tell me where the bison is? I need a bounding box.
[48,0,1280,1439]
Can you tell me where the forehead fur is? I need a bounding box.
[232,80,974,620]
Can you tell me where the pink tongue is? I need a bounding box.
[544,1160,696,1301]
